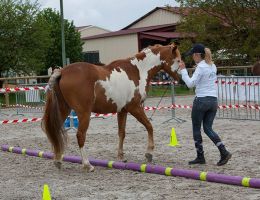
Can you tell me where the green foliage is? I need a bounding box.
[0,0,51,75]
[176,0,260,65]
[147,85,194,97]
[0,1,83,77]
[38,8,83,72]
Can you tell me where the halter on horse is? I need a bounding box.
[42,44,181,172]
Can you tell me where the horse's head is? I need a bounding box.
[150,44,181,81]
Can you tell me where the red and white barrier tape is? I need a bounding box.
[0,86,46,93]
[90,113,117,118]
[215,80,260,86]
[1,104,259,124]
[144,106,169,110]
[1,80,259,94]
[0,118,42,124]
[0,114,117,124]
[218,104,260,110]
[15,104,44,110]
[0,82,176,94]
[150,81,178,85]
[145,104,259,110]
[0,104,44,111]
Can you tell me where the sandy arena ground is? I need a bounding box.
[0,96,260,200]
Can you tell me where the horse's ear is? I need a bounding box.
[171,45,178,53]
[169,40,180,46]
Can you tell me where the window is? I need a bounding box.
[83,51,100,64]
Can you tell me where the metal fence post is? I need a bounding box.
[4,80,9,107]
[163,79,185,123]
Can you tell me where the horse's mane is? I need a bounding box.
[96,62,106,66]
[105,43,178,68]
[141,44,162,52]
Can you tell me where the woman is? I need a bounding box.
[179,43,232,166]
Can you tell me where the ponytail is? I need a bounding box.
[204,48,213,65]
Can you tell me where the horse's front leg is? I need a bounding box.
[129,106,154,162]
[117,110,127,162]
[77,112,94,172]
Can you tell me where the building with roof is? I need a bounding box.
[81,7,193,64]
[76,25,111,39]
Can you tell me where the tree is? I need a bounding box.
[175,0,260,65]
[0,1,83,79]
[0,0,51,76]
[38,8,83,72]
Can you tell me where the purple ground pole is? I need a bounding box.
[2,145,260,189]
[171,168,200,180]
[207,172,243,186]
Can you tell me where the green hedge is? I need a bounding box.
[147,85,194,97]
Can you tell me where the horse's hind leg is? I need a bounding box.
[54,105,71,169]
[129,106,154,162]
[117,110,127,162]
[76,111,94,172]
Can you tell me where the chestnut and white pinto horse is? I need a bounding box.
[42,44,181,172]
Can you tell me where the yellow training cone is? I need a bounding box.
[168,128,180,147]
[42,184,52,200]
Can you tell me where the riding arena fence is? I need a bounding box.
[0,76,48,116]
[216,76,260,121]
[0,73,259,122]
[14,83,47,115]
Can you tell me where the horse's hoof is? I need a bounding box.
[54,161,62,169]
[119,158,127,163]
[145,153,153,163]
[87,165,95,172]
[117,154,127,162]
[83,165,95,172]
[117,156,127,163]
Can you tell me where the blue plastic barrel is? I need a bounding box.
[64,117,70,128]
[72,110,78,128]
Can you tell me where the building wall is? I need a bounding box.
[79,26,110,38]
[83,34,138,64]
[128,9,181,29]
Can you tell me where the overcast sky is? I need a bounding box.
[35,0,178,31]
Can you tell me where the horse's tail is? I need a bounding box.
[42,69,69,158]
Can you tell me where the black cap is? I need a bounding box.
[185,43,205,56]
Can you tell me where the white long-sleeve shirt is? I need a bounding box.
[181,60,217,97]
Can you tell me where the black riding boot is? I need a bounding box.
[189,151,206,165]
[217,145,232,166]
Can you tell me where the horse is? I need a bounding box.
[252,61,260,76]
[42,44,181,172]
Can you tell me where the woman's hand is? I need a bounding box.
[179,61,186,70]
